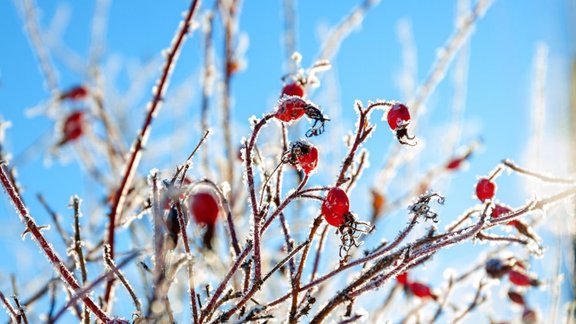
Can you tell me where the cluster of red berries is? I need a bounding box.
[485,257,540,323]
[485,257,540,287]
[396,272,438,300]
[474,173,538,242]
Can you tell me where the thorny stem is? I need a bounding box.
[50,252,139,323]
[266,213,420,308]
[177,129,211,184]
[71,196,90,324]
[37,193,69,247]
[0,163,110,322]
[410,0,494,118]
[316,0,381,62]
[244,114,274,283]
[310,224,329,282]
[0,290,18,323]
[104,245,142,315]
[310,210,489,322]
[502,159,576,184]
[21,0,59,94]
[150,171,165,308]
[451,279,487,323]
[200,9,215,178]
[103,0,200,308]
[345,149,368,192]
[290,216,323,323]
[336,101,392,187]
[175,202,199,324]
[476,232,529,246]
[218,0,240,203]
[13,296,28,324]
[431,276,455,322]
[487,186,576,228]
[200,243,252,323]
[216,176,310,322]
[261,240,309,284]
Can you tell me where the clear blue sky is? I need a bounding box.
[0,0,574,322]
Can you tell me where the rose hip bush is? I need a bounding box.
[0,0,574,323]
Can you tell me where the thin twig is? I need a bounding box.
[200,242,252,322]
[103,0,201,308]
[20,0,59,94]
[104,245,142,315]
[174,202,199,324]
[0,163,110,322]
[0,290,18,323]
[261,240,310,283]
[37,193,69,247]
[451,279,487,323]
[502,159,576,184]
[50,252,138,323]
[71,196,90,324]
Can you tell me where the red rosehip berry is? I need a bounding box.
[296,146,318,175]
[508,269,539,287]
[446,158,465,170]
[58,110,84,145]
[59,85,88,101]
[386,103,415,145]
[281,82,305,98]
[321,187,350,227]
[507,290,525,305]
[283,140,319,175]
[396,272,409,286]
[275,96,308,122]
[274,96,329,137]
[387,103,411,130]
[522,308,537,323]
[407,282,436,300]
[491,204,518,226]
[190,191,220,227]
[475,178,496,202]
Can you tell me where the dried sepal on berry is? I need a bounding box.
[408,191,445,223]
[336,212,374,260]
[303,105,329,137]
[386,103,416,146]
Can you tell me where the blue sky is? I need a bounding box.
[0,0,574,322]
